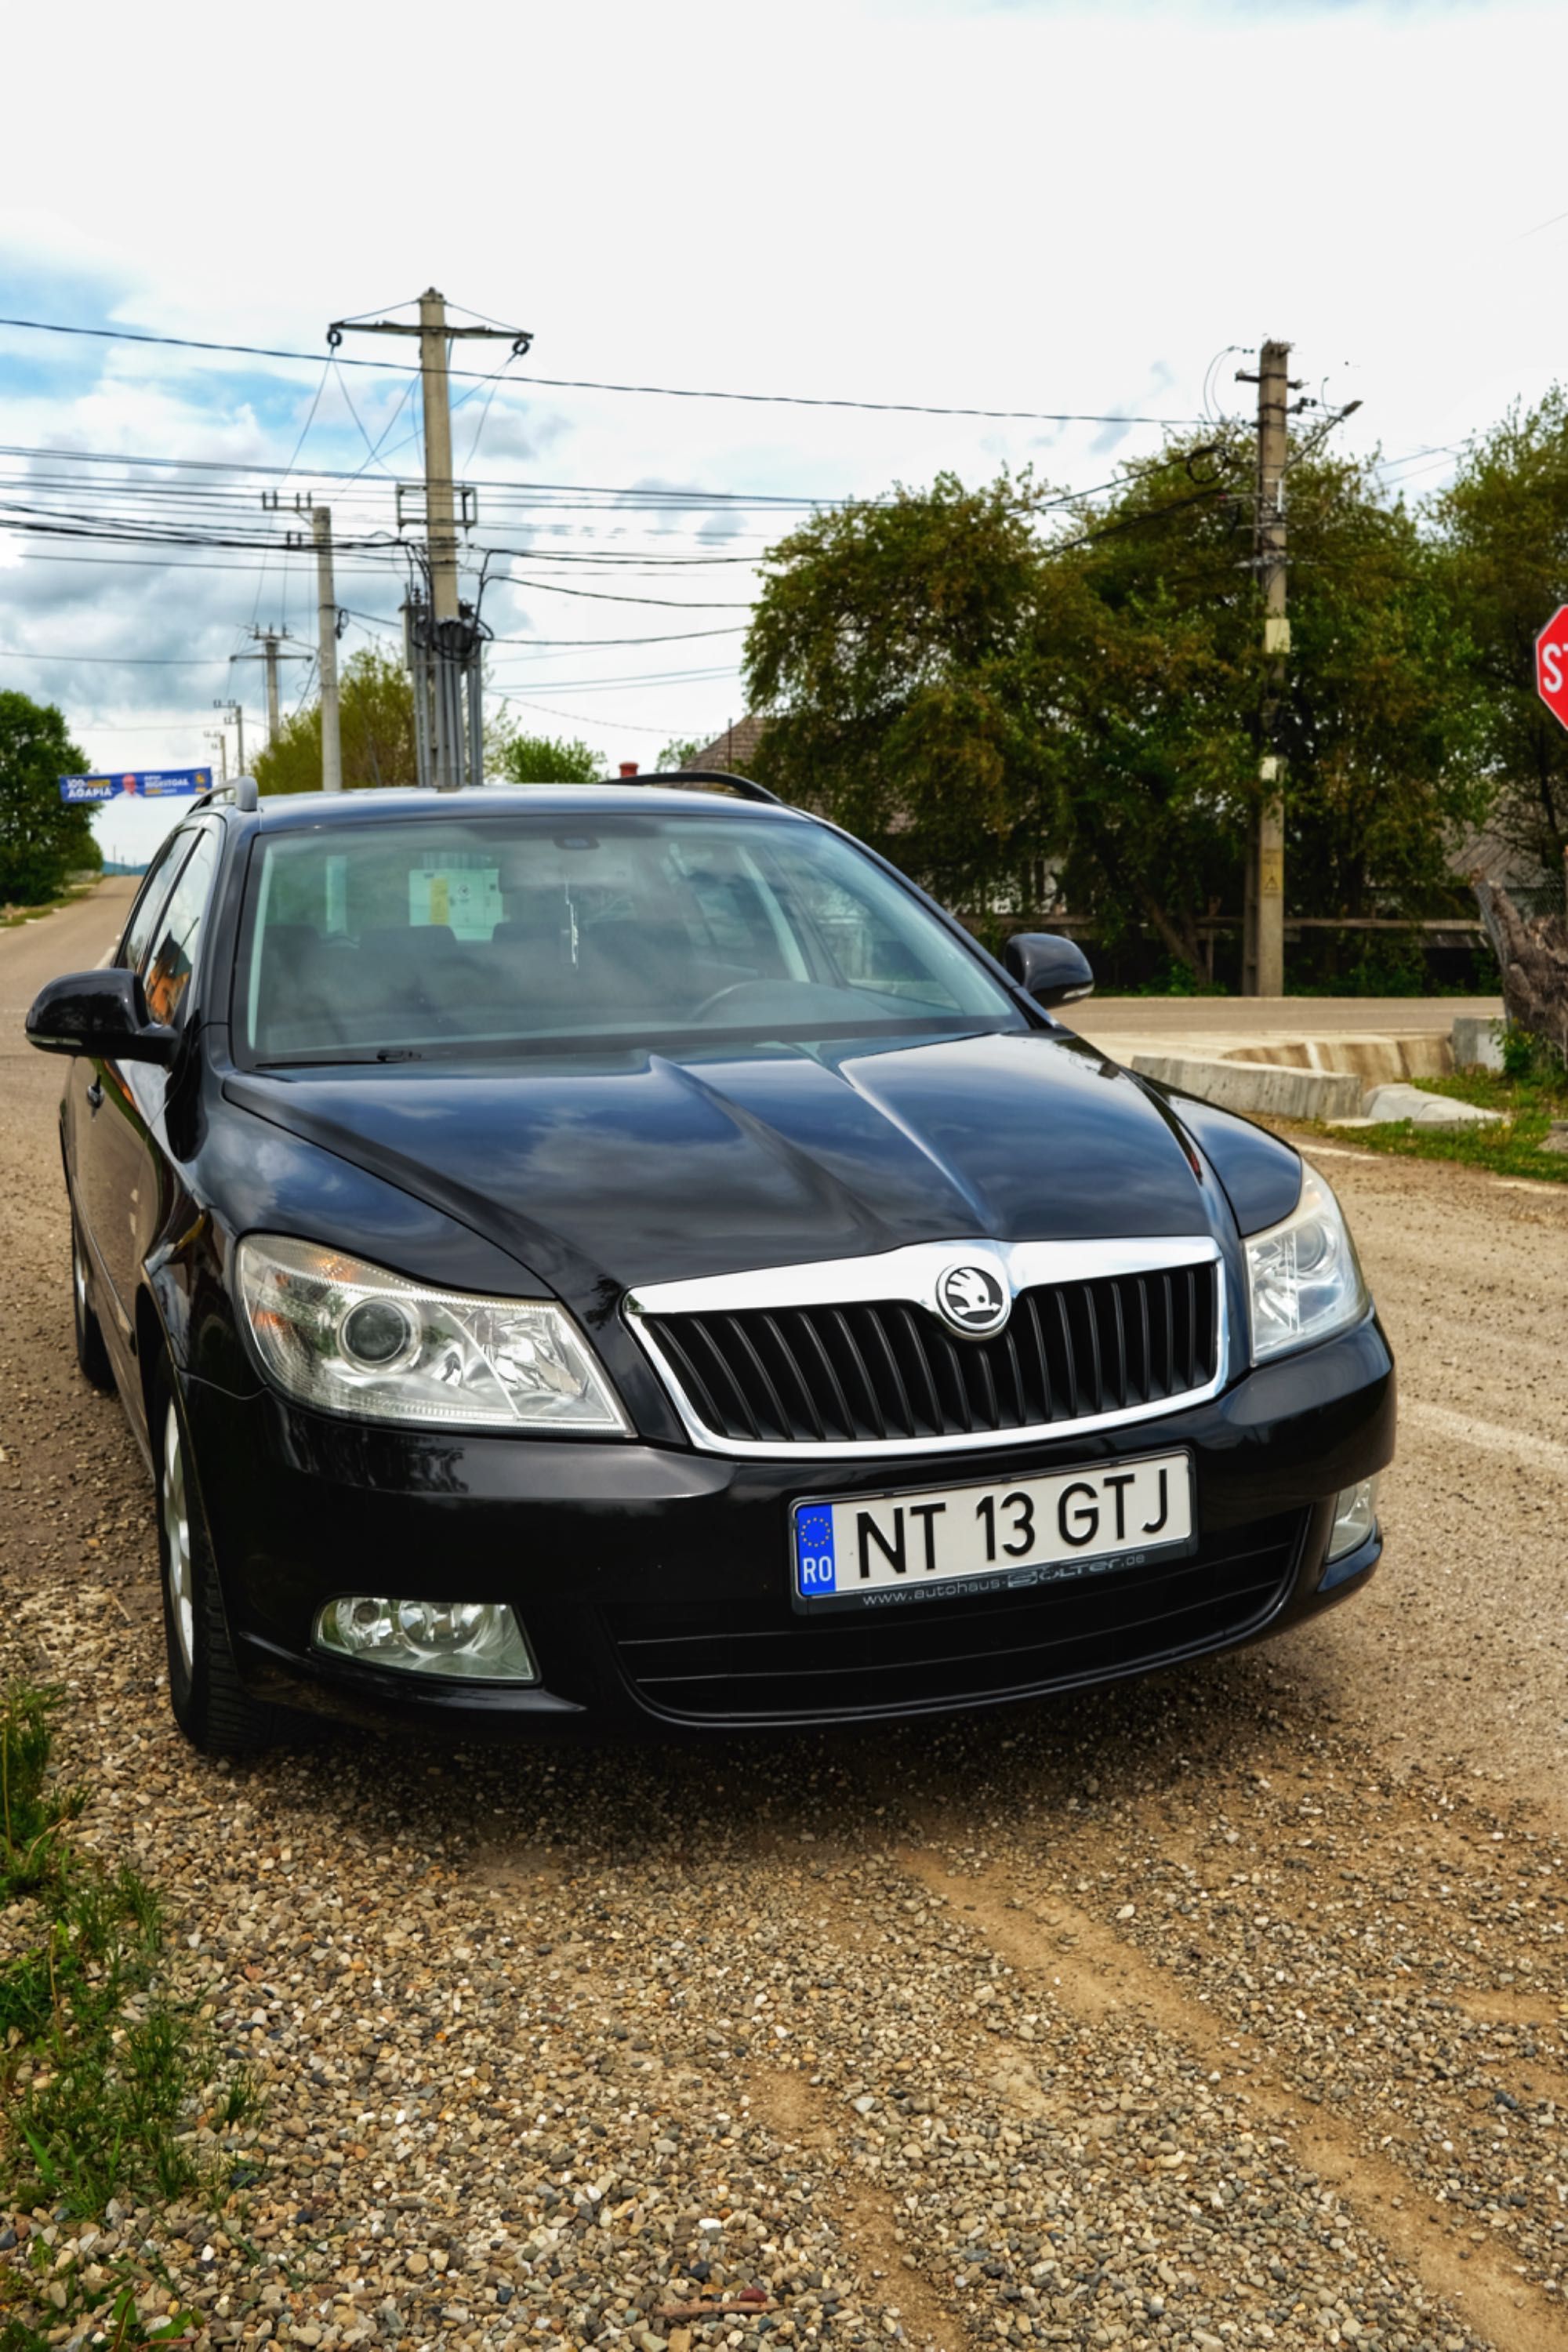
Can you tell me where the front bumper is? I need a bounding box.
[183,1309,1395,1733]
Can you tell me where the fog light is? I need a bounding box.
[314,1596,537,1682]
[1326,1476,1379,1564]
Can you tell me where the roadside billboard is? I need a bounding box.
[58,769,212,805]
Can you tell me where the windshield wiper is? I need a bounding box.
[256,1048,426,1069]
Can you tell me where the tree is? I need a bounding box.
[0,691,96,906]
[1432,387,1568,875]
[657,736,705,770]
[745,471,1047,904]
[744,445,1485,974]
[255,649,417,795]
[485,720,604,784]
[1474,878,1568,1052]
[1049,437,1484,966]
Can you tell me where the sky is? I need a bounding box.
[2,0,1567,862]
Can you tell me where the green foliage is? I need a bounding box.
[744,443,1486,970]
[485,720,604,784]
[254,648,416,794]
[1276,454,1484,922]
[0,1686,260,2245]
[0,693,96,906]
[1321,1064,1568,1184]
[656,736,705,771]
[0,1686,83,1900]
[1501,1020,1564,1082]
[1,2259,199,2351]
[1433,387,1568,873]
[1290,925,1431,999]
[746,471,1045,904]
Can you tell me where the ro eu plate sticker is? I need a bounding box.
[793,1503,839,1599]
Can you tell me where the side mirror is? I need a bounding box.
[1003,931,1095,1008]
[25,968,179,1064]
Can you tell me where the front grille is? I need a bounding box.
[608,1511,1304,1723]
[641,1264,1219,1446]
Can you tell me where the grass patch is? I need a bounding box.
[0,880,101,933]
[1311,1036,1568,1184]
[0,1687,257,2347]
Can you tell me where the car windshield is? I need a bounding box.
[236,808,1023,1064]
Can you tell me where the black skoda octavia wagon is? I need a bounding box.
[27,773,1393,1754]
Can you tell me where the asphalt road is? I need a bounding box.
[1067,997,1504,1047]
[2,884,1564,2352]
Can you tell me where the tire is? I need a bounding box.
[154,1367,278,1757]
[71,1214,114,1392]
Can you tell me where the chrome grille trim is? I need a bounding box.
[625,1236,1228,1459]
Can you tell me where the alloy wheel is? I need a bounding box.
[162,1400,196,1679]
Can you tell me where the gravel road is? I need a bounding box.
[2,886,1564,2352]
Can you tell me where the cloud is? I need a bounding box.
[3,0,1566,775]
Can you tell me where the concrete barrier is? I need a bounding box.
[1361,1083,1504,1127]
[1450,1014,1504,1071]
[1217,1032,1452,1084]
[1129,1053,1365,1122]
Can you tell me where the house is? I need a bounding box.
[691,716,766,773]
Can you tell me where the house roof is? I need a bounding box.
[691,714,766,771]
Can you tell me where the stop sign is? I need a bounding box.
[1537,607,1568,731]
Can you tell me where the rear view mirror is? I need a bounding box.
[25,968,180,1064]
[1002,932,1095,1008]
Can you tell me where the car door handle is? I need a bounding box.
[86,1079,104,1111]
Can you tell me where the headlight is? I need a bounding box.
[1245,1166,1368,1363]
[315,1596,538,1681]
[236,1233,630,1433]
[1326,1476,1379,1563]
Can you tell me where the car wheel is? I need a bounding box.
[154,1370,277,1757]
[71,1215,114,1391]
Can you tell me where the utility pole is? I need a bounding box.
[205,728,227,784]
[1236,339,1296,996]
[212,698,245,775]
[328,290,532,789]
[314,508,343,794]
[230,627,308,748]
[420,291,460,636]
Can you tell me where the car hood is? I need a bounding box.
[223,1028,1234,1304]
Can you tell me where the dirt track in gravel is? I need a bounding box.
[1,884,1563,2351]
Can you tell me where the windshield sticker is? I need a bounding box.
[409,866,503,939]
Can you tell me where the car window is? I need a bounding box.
[237,810,1023,1065]
[140,828,220,1028]
[119,830,195,971]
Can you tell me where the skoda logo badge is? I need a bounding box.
[935,1262,1010,1338]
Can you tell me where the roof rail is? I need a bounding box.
[192,775,260,814]
[609,768,782,807]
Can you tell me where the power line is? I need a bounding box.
[338,372,420,486]
[495,624,745,647]
[485,663,738,694]
[0,470,779,555]
[462,358,517,471]
[0,438,853,509]
[497,697,694,739]
[252,358,332,631]
[0,314,1208,426]
[339,607,746,648]
[1516,204,1568,241]
[0,647,234,665]
[330,358,403,479]
[500,573,750,610]
[6,550,413,575]
[65,720,225,734]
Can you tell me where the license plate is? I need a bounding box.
[790,1450,1192,1613]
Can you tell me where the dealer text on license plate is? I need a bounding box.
[791,1450,1192,1612]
